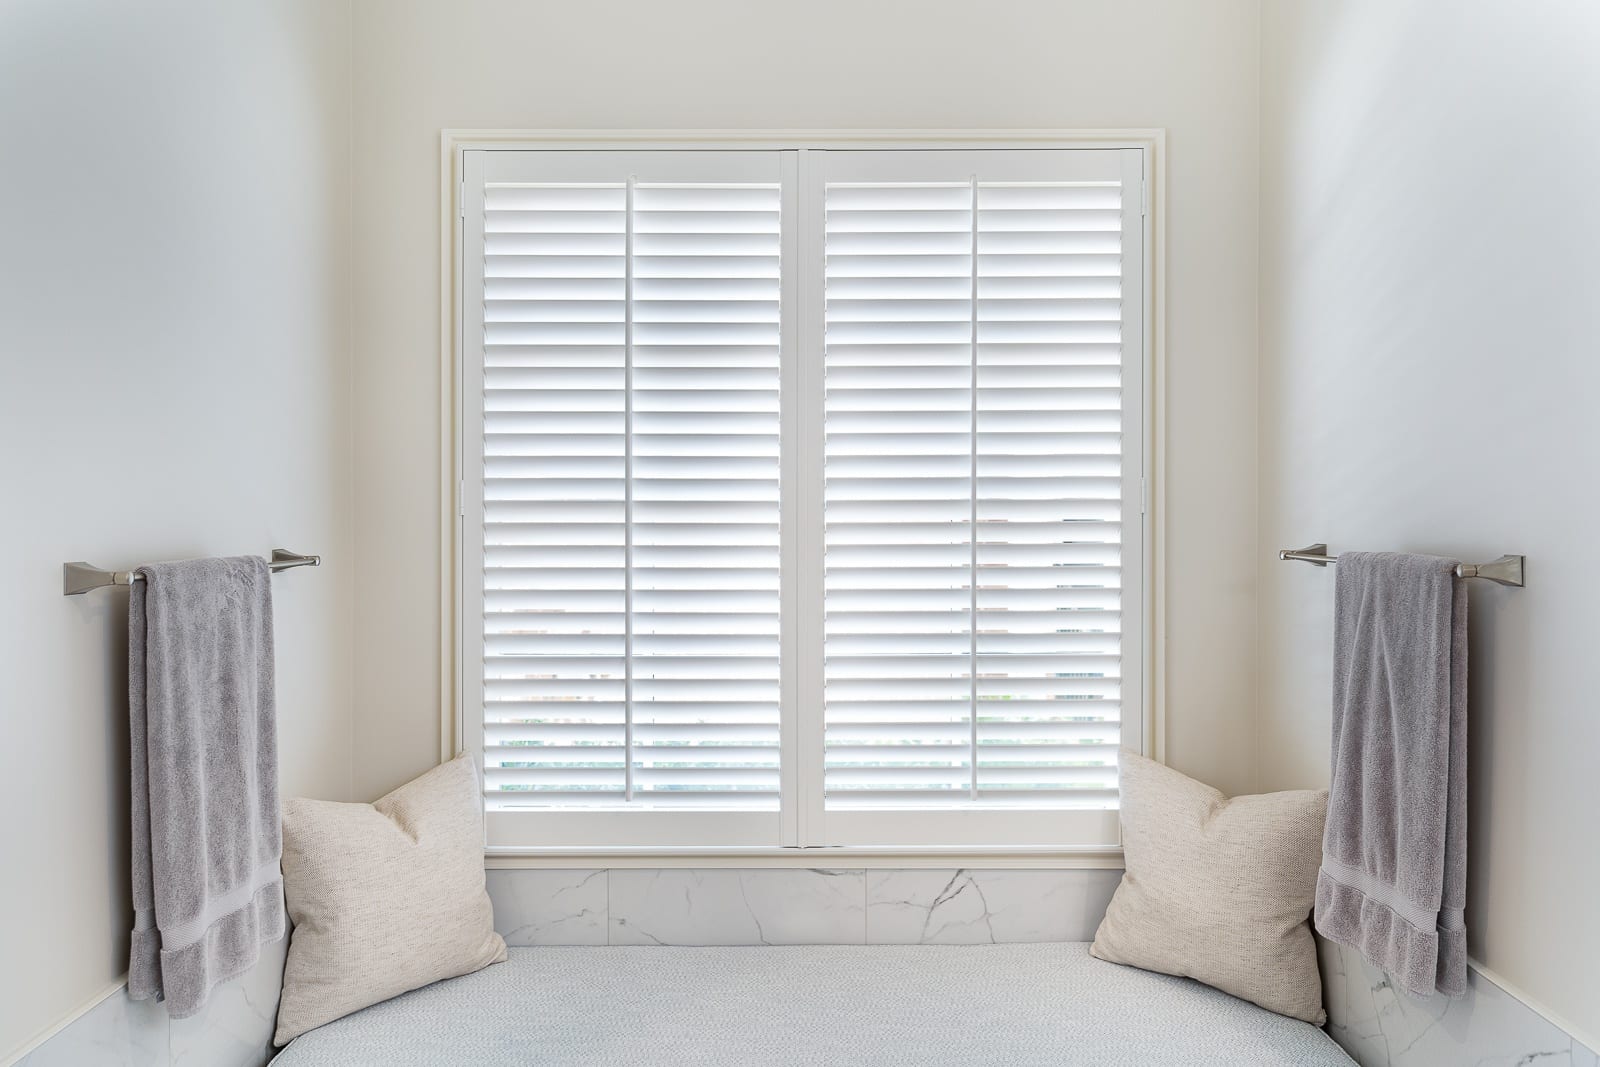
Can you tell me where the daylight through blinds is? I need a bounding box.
[820,177,1125,810]
[465,146,1142,846]
[480,177,783,810]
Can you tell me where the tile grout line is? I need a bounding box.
[864,870,876,947]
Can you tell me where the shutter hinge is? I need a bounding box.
[458,478,465,518]
[1140,475,1148,516]
[459,181,465,219]
[1140,174,1148,218]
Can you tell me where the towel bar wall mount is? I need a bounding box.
[62,549,320,596]
[1278,543,1524,587]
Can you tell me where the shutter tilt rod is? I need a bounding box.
[1277,544,1524,587]
[62,549,320,596]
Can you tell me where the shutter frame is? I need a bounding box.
[459,142,1147,853]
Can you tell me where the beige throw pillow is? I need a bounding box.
[274,754,507,1045]
[1090,751,1329,1024]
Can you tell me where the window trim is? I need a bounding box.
[441,130,1167,865]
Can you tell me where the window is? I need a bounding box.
[459,141,1147,852]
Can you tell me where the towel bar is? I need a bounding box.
[1278,544,1524,587]
[62,549,320,596]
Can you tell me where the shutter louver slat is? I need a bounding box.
[823,178,1125,811]
[481,178,782,812]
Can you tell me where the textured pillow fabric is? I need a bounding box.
[1090,751,1329,1025]
[275,754,507,1045]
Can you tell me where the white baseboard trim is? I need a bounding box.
[1,975,130,1067]
[1468,957,1597,1055]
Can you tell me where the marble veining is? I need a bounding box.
[865,868,1121,945]
[486,867,1124,949]
[487,868,608,946]
[608,868,867,946]
[14,984,166,1067]
[168,934,285,1067]
[1319,936,1590,1067]
[17,936,285,1067]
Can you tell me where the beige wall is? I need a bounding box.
[1258,0,1600,1034]
[0,1,354,1058]
[10,0,1594,1052]
[348,0,1264,802]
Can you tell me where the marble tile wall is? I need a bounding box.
[865,869,1122,944]
[13,936,284,1067]
[485,867,1124,949]
[1319,937,1596,1067]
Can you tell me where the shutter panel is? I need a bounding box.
[821,154,1131,815]
[477,162,783,812]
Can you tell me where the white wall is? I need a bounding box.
[1258,0,1600,1035]
[10,0,1591,1054]
[348,0,1263,802]
[0,1,353,1059]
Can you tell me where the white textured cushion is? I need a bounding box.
[1090,751,1329,1024]
[275,754,507,1044]
[272,945,1355,1067]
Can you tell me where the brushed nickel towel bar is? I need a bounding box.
[1278,544,1524,587]
[62,549,321,596]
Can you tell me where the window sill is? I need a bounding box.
[484,846,1125,870]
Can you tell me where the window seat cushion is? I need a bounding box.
[271,943,1352,1066]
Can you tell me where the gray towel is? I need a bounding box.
[128,556,285,1017]
[1313,551,1468,998]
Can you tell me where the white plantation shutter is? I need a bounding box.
[461,144,1144,851]
[813,150,1141,848]
[463,151,788,847]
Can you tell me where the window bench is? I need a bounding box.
[271,943,1351,1065]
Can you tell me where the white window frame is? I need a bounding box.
[442,130,1166,866]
